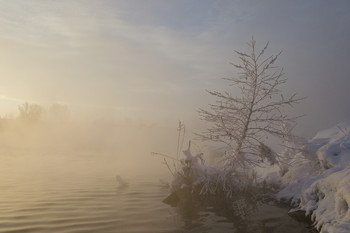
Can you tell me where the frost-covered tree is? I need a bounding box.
[199,38,303,171]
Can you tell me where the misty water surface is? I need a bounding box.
[0,113,314,232]
[0,152,316,233]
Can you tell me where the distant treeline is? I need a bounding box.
[1,102,70,124]
[0,102,103,154]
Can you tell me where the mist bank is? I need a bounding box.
[0,102,184,180]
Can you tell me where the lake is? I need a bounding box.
[0,153,315,233]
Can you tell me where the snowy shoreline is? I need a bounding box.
[275,121,350,233]
[165,121,350,232]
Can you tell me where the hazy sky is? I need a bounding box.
[0,0,349,136]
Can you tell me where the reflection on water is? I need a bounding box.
[171,192,316,233]
[0,154,315,233]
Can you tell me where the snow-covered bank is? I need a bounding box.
[164,121,350,232]
[277,121,350,233]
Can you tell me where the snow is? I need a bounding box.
[277,121,350,233]
[171,145,208,191]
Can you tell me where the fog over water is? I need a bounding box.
[0,107,182,180]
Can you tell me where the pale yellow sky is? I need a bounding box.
[0,1,226,126]
[0,0,349,135]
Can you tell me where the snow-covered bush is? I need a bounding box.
[171,143,206,191]
[170,143,261,198]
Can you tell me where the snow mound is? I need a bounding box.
[300,168,350,232]
[313,121,350,141]
[277,121,350,233]
[313,122,350,169]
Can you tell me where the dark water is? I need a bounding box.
[0,154,314,233]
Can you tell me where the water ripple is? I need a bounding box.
[0,176,314,233]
